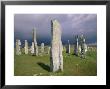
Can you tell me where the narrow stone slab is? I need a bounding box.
[16,39,21,55]
[24,40,28,54]
[41,43,44,54]
[32,28,38,56]
[50,19,63,72]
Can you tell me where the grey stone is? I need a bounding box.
[79,35,86,59]
[32,28,38,56]
[24,40,28,54]
[31,42,34,54]
[41,43,44,54]
[50,19,63,72]
[74,35,79,56]
[16,39,21,55]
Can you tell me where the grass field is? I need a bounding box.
[14,47,97,76]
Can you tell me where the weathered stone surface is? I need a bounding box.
[24,40,28,54]
[50,19,63,72]
[41,43,44,54]
[16,39,21,55]
[74,35,79,56]
[35,42,38,56]
[85,44,88,52]
[33,28,37,43]
[31,42,34,54]
[32,28,38,56]
[59,41,63,71]
[79,35,86,59]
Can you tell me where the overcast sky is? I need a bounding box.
[14,14,97,45]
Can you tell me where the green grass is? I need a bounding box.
[14,48,97,76]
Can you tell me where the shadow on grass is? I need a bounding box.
[37,62,50,72]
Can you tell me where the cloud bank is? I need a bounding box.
[14,14,97,45]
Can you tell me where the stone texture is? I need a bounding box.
[74,35,79,56]
[80,35,86,59]
[24,40,28,54]
[50,19,63,72]
[16,39,21,55]
[85,44,88,52]
[32,28,38,56]
[31,42,34,54]
[41,43,44,54]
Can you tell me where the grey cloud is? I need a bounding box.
[14,14,97,44]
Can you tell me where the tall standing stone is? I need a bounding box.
[59,41,63,71]
[74,35,79,56]
[80,35,86,59]
[16,39,21,55]
[32,28,38,56]
[24,40,28,54]
[50,19,63,72]
[31,42,34,54]
[41,43,44,54]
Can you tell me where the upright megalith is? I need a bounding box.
[59,41,63,71]
[16,39,21,55]
[24,40,28,54]
[41,43,44,54]
[50,19,63,72]
[74,35,79,56]
[32,28,38,56]
[79,34,86,59]
[85,44,88,52]
[31,42,34,54]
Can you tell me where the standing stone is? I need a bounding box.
[50,19,63,72]
[31,42,34,54]
[32,28,38,56]
[59,41,63,71]
[78,45,81,53]
[66,40,70,54]
[16,39,21,55]
[35,43,38,56]
[85,44,88,52]
[74,35,79,56]
[80,35,86,59]
[41,43,44,54]
[24,40,28,54]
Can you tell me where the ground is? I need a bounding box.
[14,46,97,76]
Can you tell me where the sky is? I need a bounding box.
[14,14,97,46]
